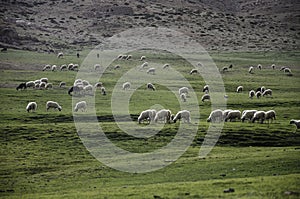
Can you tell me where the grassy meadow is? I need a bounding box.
[0,49,300,198]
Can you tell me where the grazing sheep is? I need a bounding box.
[122,82,131,90]
[43,64,51,71]
[126,55,132,60]
[94,82,103,88]
[71,64,79,71]
[179,87,189,95]
[67,63,74,70]
[190,69,198,75]
[57,52,64,58]
[225,110,241,122]
[74,79,82,86]
[138,109,157,124]
[40,78,48,83]
[114,65,120,70]
[26,102,37,112]
[203,85,209,93]
[283,67,292,74]
[60,64,67,71]
[100,86,107,95]
[45,83,53,89]
[173,110,191,123]
[261,86,266,93]
[51,65,57,71]
[222,109,233,121]
[59,82,66,87]
[257,64,262,70]
[39,82,46,89]
[262,89,272,97]
[68,85,83,96]
[163,64,169,69]
[83,84,94,96]
[94,64,101,71]
[255,91,262,98]
[147,67,155,74]
[249,90,255,99]
[117,54,123,59]
[34,83,40,89]
[251,111,265,123]
[241,110,257,122]
[248,66,254,74]
[207,109,223,123]
[271,64,275,69]
[16,82,27,90]
[82,80,90,86]
[180,93,187,102]
[26,81,35,88]
[222,67,228,72]
[147,83,155,91]
[46,101,62,111]
[201,93,210,102]
[154,109,172,123]
[280,66,286,71]
[140,62,148,69]
[290,119,300,131]
[265,110,276,123]
[74,101,87,112]
[236,86,243,93]
[140,55,146,61]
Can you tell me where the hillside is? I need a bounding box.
[0,0,299,52]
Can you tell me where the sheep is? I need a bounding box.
[16,82,27,90]
[26,81,35,88]
[94,64,101,70]
[154,109,172,123]
[201,93,210,102]
[140,55,146,61]
[126,55,132,60]
[280,66,286,71]
[83,84,94,96]
[190,69,198,75]
[46,101,62,111]
[284,68,292,74]
[207,109,223,123]
[271,64,275,70]
[71,64,79,71]
[67,63,74,70]
[45,83,53,89]
[57,52,64,58]
[40,78,48,83]
[74,101,87,112]
[241,110,257,122]
[147,83,155,91]
[224,110,241,122]
[229,64,233,69]
[51,65,57,71]
[249,90,255,99]
[100,86,107,95]
[265,110,276,123]
[180,93,187,102]
[236,86,243,93]
[261,86,266,93]
[138,109,157,124]
[147,67,155,74]
[114,65,120,70]
[222,67,228,72]
[290,120,300,131]
[59,82,66,87]
[203,85,209,93]
[163,64,169,69]
[43,64,51,71]
[255,91,262,98]
[122,82,131,90]
[94,82,103,88]
[74,79,82,86]
[26,102,37,112]
[262,89,272,97]
[60,64,67,71]
[251,111,265,123]
[117,54,123,59]
[121,55,128,60]
[179,87,189,95]
[257,64,262,70]
[140,62,148,69]
[249,66,254,74]
[173,110,191,123]
[68,85,83,96]
[82,80,90,86]
[222,109,233,121]
[39,82,46,89]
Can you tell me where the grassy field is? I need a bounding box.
[0,49,300,198]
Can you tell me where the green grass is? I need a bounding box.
[0,49,300,198]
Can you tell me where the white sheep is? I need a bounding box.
[122,82,131,90]
[40,78,48,83]
[138,109,157,124]
[261,86,266,93]
[262,89,272,97]
[203,85,209,93]
[201,93,210,102]
[45,83,53,89]
[60,64,67,71]
[140,62,148,69]
[94,64,101,71]
[147,83,155,91]
[59,82,66,87]
[173,110,191,123]
[222,109,233,121]
[290,119,300,131]
[94,82,103,88]
[57,52,64,58]
[46,101,62,111]
[207,109,223,123]
[224,110,241,122]
[72,64,79,71]
[26,102,37,112]
[74,101,87,112]
[249,66,254,74]
[100,86,106,95]
[163,64,169,69]
[39,82,46,89]
[26,81,35,88]
[257,64,262,70]
[255,91,262,99]
[67,63,74,70]
[126,55,132,60]
[280,66,286,71]
[83,84,94,96]
[74,79,82,86]
[265,110,276,123]
[82,80,90,86]
[190,69,198,75]
[222,67,228,72]
[114,65,120,70]
[154,109,172,123]
[179,87,189,95]
[249,90,255,99]
[140,55,146,61]
[147,67,155,74]
[241,110,257,122]
[236,86,243,93]
[180,93,187,102]
[43,64,51,71]
[51,65,57,71]
[252,111,265,123]
[271,64,275,70]
[283,67,291,73]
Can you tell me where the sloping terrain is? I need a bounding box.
[0,0,299,52]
